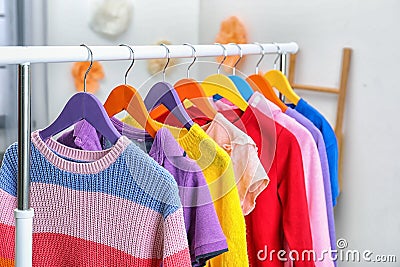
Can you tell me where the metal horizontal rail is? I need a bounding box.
[0,42,299,64]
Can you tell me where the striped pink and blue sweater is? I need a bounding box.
[0,131,191,266]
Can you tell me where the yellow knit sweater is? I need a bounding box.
[122,116,249,267]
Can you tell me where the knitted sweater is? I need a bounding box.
[250,93,333,267]
[153,110,270,216]
[215,103,315,267]
[0,131,191,267]
[287,99,339,206]
[122,117,249,267]
[57,121,229,267]
[284,107,337,262]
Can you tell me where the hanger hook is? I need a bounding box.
[254,42,265,74]
[183,43,196,78]
[215,43,227,74]
[273,42,282,70]
[160,43,170,82]
[229,43,243,75]
[80,44,93,93]
[119,44,135,85]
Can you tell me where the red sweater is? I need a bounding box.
[154,106,315,266]
[213,106,315,267]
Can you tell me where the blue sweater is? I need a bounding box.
[288,98,339,206]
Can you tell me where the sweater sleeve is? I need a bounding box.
[163,207,192,267]
[182,166,228,266]
[276,130,315,267]
[230,141,269,215]
[326,142,339,206]
[298,130,333,267]
[205,158,249,267]
[0,144,18,197]
[0,144,18,265]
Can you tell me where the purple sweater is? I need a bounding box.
[285,108,337,263]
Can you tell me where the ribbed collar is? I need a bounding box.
[110,117,153,142]
[32,130,130,174]
[165,124,206,156]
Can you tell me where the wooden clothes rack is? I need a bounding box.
[287,48,352,192]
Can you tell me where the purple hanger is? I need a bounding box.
[143,43,193,130]
[144,81,194,129]
[39,92,121,144]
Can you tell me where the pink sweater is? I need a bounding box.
[250,92,333,267]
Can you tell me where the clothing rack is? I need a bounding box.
[0,42,298,267]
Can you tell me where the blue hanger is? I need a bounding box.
[39,44,121,144]
[227,43,254,101]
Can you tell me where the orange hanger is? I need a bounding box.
[149,78,217,120]
[247,75,287,112]
[150,43,217,120]
[103,44,159,137]
[174,78,217,118]
[246,43,287,111]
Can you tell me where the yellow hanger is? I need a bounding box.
[264,44,300,105]
[201,43,248,111]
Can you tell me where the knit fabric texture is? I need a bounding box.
[122,117,249,267]
[0,131,191,267]
[56,119,229,267]
[285,107,337,263]
[145,107,270,216]
[186,110,270,216]
[287,99,339,206]
[215,102,315,267]
[250,92,333,267]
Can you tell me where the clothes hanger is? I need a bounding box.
[227,43,254,101]
[246,42,288,112]
[103,44,159,138]
[201,43,249,111]
[263,43,300,105]
[144,43,194,129]
[39,44,121,144]
[149,43,217,120]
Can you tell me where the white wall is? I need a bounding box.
[0,0,9,152]
[199,0,400,266]
[0,0,16,152]
[46,0,200,122]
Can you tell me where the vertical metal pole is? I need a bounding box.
[17,63,31,210]
[279,53,288,102]
[15,63,34,267]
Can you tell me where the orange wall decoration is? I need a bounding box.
[215,16,248,72]
[72,61,105,93]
